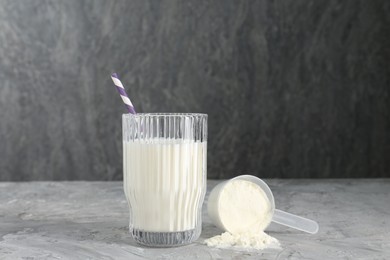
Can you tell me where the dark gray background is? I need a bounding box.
[0,0,389,181]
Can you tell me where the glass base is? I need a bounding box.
[131,228,197,247]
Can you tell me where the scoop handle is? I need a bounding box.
[272,209,319,234]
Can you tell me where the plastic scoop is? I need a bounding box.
[208,175,319,234]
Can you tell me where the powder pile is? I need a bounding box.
[205,231,279,250]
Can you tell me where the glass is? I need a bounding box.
[122,113,207,247]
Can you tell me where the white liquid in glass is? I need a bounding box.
[123,139,207,233]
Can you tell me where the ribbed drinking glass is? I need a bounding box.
[122,113,207,247]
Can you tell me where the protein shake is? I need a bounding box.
[122,113,207,247]
[123,139,207,232]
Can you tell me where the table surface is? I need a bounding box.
[0,179,389,259]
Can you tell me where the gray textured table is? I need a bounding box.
[0,180,389,259]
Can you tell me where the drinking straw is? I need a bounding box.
[111,73,136,114]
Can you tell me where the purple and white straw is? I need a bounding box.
[111,73,136,114]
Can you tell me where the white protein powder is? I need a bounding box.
[205,179,279,249]
[205,231,279,250]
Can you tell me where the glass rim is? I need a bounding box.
[122,113,207,118]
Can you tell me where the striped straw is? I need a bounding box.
[111,73,136,114]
